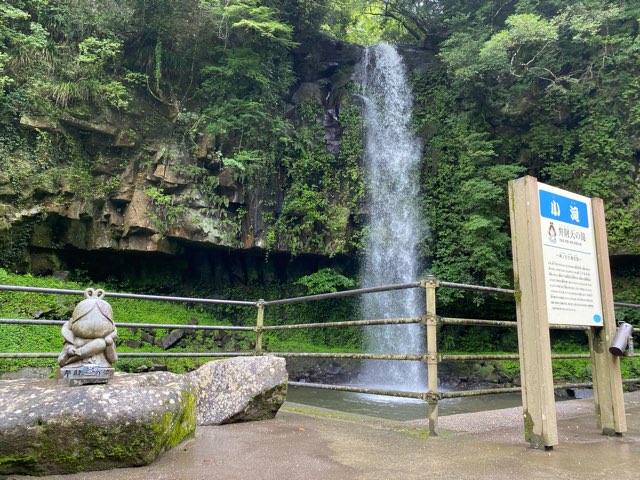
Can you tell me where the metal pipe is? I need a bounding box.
[0,351,255,359]
[440,353,591,362]
[0,318,66,326]
[287,381,424,400]
[268,352,424,361]
[438,281,515,295]
[439,318,517,328]
[440,387,522,398]
[614,302,640,309]
[0,284,256,306]
[551,354,591,359]
[262,317,423,331]
[117,352,254,358]
[438,381,619,399]
[115,322,253,332]
[0,318,254,332]
[622,378,640,384]
[262,282,422,306]
[549,324,591,331]
[0,353,58,358]
[440,354,521,361]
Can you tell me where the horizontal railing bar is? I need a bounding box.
[441,354,520,361]
[116,323,254,332]
[0,318,65,326]
[0,352,254,359]
[555,382,593,389]
[440,353,591,361]
[549,324,591,331]
[118,352,254,358]
[438,281,515,295]
[287,381,425,400]
[269,352,424,361]
[262,317,423,331]
[438,317,590,331]
[0,353,58,358]
[551,354,592,359]
[262,282,422,306]
[439,318,517,328]
[440,387,522,398]
[614,302,640,309]
[0,285,256,307]
[0,318,255,332]
[439,382,598,399]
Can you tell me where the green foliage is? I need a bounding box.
[266,102,365,256]
[295,268,356,294]
[413,68,526,304]
[412,0,640,301]
[144,187,187,234]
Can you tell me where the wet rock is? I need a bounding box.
[156,330,186,350]
[122,188,156,236]
[0,372,196,476]
[186,356,287,426]
[19,115,60,132]
[140,331,156,344]
[291,82,324,104]
[59,115,118,136]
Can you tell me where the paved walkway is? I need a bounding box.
[9,392,640,480]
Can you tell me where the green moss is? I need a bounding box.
[523,410,534,443]
[0,453,38,475]
[154,389,198,449]
[282,405,351,420]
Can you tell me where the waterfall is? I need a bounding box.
[356,43,426,392]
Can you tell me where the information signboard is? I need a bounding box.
[538,182,603,326]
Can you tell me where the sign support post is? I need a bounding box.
[590,198,626,435]
[509,176,558,449]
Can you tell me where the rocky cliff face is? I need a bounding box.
[0,37,388,276]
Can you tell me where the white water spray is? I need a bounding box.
[356,43,426,392]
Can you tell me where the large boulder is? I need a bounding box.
[0,372,196,476]
[186,356,287,425]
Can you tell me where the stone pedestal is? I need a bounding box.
[58,364,115,386]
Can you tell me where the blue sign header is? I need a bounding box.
[539,189,589,228]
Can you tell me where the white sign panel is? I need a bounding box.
[538,183,603,326]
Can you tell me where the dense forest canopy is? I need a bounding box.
[0,1,639,306]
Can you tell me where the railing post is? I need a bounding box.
[255,299,265,356]
[422,276,439,436]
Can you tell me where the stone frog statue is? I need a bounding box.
[57,288,118,368]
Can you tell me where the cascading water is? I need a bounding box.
[356,43,426,392]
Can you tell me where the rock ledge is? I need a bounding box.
[0,372,196,476]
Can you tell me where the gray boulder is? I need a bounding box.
[186,356,287,425]
[0,372,196,476]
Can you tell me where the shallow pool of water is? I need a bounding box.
[286,386,593,421]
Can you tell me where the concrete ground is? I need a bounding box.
[8,392,640,480]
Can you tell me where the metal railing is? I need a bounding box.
[1,280,639,436]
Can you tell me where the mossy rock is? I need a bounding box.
[0,372,196,476]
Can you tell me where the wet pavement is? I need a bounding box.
[7,391,640,480]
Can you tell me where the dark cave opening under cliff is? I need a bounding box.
[25,244,358,298]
